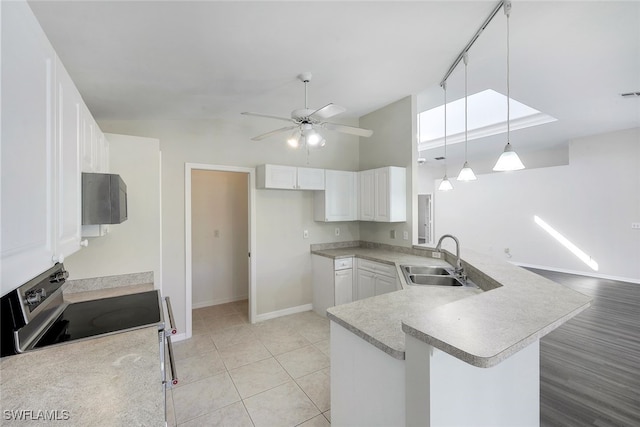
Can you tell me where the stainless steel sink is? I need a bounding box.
[400,264,478,288]
[408,274,462,286]
[402,265,451,276]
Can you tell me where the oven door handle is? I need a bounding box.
[162,296,178,386]
[164,296,177,335]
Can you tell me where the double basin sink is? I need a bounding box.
[400,265,478,288]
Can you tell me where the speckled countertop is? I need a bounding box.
[0,327,164,426]
[317,244,592,368]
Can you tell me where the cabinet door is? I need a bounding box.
[80,105,96,172]
[374,167,391,221]
[297,167,325,190]
[325,170,357,221]
[359,170,375,221]
[54,57,82,258]
[375,275,398,296]
[1,1,57,294]
[355,269,375,301]
[257,165,297,189]
[335,269,353,306]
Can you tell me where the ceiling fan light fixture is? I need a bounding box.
[287,130,301,148]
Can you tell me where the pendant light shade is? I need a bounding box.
[493,142,525,171]
[438,175,454,191]
[457,161,477,181]
[457,52,477,182]
[493,1,525,172]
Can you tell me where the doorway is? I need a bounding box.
[185,164,256,339]
[418,193,433,245]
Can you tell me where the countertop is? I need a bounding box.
[317,244,592,368]
[0,326,164,426]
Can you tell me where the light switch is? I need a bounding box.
[303,229,309,239]
[335,228,340,236]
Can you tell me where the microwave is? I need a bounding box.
[82,173,128,225]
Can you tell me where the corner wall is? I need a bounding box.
[64,134,162,285]
[359,96,417,246]
[98,118,361,332]
[434,127,640,282]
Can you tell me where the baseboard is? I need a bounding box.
[169,332,187,343]
[254,303,313,323]
[513,262,640,285]
[192,295,248,309]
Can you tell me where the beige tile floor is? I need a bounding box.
[167,300,331,426]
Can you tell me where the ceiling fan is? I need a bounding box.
[241,73,373,148]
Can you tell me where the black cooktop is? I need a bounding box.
[34,290,163,348]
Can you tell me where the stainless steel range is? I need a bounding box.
[0,263,178,420]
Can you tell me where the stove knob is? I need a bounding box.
[25,290,42,306]
[50,270,69,283]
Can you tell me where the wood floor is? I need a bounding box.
[528,268,640,427]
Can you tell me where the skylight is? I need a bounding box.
[417,89,556,151]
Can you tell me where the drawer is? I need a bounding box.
[357,259,397,277]
[334,257,353,270]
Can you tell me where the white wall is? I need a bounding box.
[359,96,417,246]
[98,118,361,331]
[64,134,161,285]
[434,127,640,282]
[191,170,248,307]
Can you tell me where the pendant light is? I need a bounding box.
[457,52,477,181]
[493,1,525,172]
[438,82,453,191]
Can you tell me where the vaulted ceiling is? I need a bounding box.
[29,1,640,164]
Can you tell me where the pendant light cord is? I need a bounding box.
[464,53,468,162]
[506,3,511,141]
[443,81,447,168]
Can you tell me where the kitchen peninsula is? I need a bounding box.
[312,242,592,426]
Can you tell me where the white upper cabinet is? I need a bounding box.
[359,166,406,222]
[314,170,358,222]
[54,57,83,259]
[359,169,376,221]
[256,164,325,190]
[1,0,97,295]
[1,1,57,294]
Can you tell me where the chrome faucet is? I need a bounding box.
[435,234,465,279]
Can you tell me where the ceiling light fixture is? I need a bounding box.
[457,52,477,181]
[438,82,453,192]
[493,1,525,172]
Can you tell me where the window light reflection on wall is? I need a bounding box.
[534,215,599,271]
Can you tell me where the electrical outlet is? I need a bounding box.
[432,251,442,259]
[335,227,340,236]
[403,231,409,240]
[390,230,396,239]
[632,223,640,230]
[303,229,309,239]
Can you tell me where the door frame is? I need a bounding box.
[184,163,257,338]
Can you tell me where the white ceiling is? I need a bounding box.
[28,1,640,164]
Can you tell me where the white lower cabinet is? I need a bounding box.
[312,255,354,316]
[355,259,399,301]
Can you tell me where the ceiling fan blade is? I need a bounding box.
[323,122,374,138]
[241,112,294,123]
[251,126,298,141]
[309,103,347,120]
